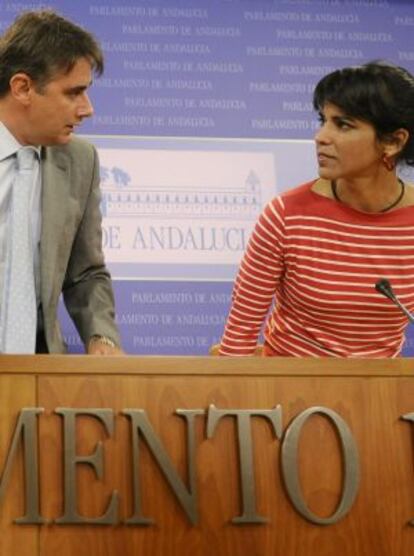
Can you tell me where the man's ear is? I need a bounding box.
[383,128,410,158]
[9,73,35,106]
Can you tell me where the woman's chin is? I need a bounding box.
[318,168,336,181]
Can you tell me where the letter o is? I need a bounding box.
[281,406,360,525]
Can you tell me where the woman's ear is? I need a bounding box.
[383,128,410,158]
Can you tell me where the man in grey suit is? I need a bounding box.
[0,10,121,354]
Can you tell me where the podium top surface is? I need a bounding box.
[0,354,412,377]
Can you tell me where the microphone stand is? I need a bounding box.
[375,278,414,324]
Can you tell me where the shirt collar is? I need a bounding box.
[0,121,41,162]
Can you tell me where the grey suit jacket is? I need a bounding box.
[40,136,120,353]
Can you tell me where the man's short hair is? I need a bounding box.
[0,10,104,97]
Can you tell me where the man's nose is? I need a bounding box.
[78,92,94,118]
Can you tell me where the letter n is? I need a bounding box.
[123,408,203,525]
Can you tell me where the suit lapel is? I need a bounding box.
[40,147,70,307]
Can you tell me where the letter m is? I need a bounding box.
[0,408,44,524]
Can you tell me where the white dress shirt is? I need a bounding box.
[0,122,42,314]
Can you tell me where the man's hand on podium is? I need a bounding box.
[87,335,124,355]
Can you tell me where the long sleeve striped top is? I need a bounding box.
[219,181,414,358]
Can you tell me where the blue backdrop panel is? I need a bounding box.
[59,280,232,355]
[2,1,413,140]
[67,1,414,138]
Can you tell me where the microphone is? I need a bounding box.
[375,278,414,324]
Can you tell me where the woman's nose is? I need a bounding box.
[315,124,330,144]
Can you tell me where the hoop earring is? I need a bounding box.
[382,154,396,171]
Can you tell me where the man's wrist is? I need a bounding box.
[88,335,117,348]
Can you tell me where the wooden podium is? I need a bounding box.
[0,355,413,556]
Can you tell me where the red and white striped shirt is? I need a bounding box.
[219,181,414,358]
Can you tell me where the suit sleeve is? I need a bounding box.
[62,145,121,348]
